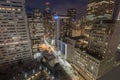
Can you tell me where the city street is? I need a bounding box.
[44,37,85,80]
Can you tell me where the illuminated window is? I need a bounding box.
[7,0,10,3]
[18,9,21,11]
[6,8,11,10]
[12,8,15,11]
[2,8,5,10]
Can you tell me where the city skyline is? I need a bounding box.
[26,0,87,18]
[0,0,120,80]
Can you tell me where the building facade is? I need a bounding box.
[88,21,113,60]
[27,8,44,53]
[67,8,77,20]
[0,0,32,64]
[72,0,120,80]
[66,0,120,80]
[87,0,114,21]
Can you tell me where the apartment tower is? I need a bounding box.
[0,0,32,64]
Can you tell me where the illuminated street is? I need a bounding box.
[44,37,85,80]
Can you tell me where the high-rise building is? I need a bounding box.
[43,2,52,33]
[112,0,120,62]
[87,0,114,21]
[112,0,120,20]
[54,15,70,43]
[45,2,51,14]
[88,20,113,60]
[84,0,114,42]
[67,8,77,20]
[67,0,120,80]
[0,0,32,64]
[27,8,44,53]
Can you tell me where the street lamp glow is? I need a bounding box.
[54,15,59,19]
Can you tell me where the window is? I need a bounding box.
[1,4,10,7]
[12,5,22,7]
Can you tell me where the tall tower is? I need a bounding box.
[0,0,32,64]
[45,2,51,14]
[43,2,52,33]
[67,8,77,20]
[27,8,44,53]
[74,0,120,80]
[112,0,120,20]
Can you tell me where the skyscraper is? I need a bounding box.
[112,0,120,20]
[67,8,77,20]
[27,8,44,53]
[45,2,51,14]
[68,0,120,80]
[87,0,114,21]
[43,2,52,33]
[0,0,32,64]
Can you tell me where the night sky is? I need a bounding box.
[26,0,87,19]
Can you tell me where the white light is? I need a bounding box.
[25,73,27,78]
[52,75,55,80]
[91,66,94,70]
[48,71,51,75]
[18,9,21,11]
[39,66,41,70]
[54,15,59,19]
[33,69,35,74]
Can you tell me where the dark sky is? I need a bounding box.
[26,0,87,19]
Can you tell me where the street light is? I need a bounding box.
[24,73,27,79]
[51,75,55,80]
[33,69,35,74]
[39,66,41,70]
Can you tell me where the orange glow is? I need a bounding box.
[39,44,51,52]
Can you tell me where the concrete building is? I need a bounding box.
[87,0,114,21]
[67,8,77,32]
[0,0,32,64]
[112,0,120,21]
[66,0,120,80]
[54,15,70,47]
[74,0,120,80]
[66,21,118,80]
[27,8,44,53]
[71,28,85,37]
[65,36,88,62]
[85,0,114,37]
[43,2,52,33]
[88,20,114,60]
[112,0,120,62]
[67,8,77,20]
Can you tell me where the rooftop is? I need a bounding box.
[70,35,87,40]
[42,51,55,61]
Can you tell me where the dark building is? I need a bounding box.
[45,2,51,14]
[67,8,77,20]
[112,0,120,20]
[27,8,44,53]
[42,2,52,33]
